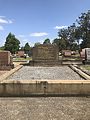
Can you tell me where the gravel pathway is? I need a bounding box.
[7,66,84,80]
[0,97,90,120]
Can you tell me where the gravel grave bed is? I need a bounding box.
[0,71,7,76]
[7,66,84,80]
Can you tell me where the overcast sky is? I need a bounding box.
[0,0,90,47]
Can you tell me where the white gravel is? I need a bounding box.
[7,66,84,80]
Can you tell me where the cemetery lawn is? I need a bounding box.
[13,57,32,61]
[81,65,90,70]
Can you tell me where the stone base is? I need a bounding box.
[29,60,62,66]
[0,64,14,70]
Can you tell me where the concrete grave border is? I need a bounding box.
[0,64,90,96]
[0,80,90,96]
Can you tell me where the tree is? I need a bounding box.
[43,38,51,44]
[0,46,5,50]
[4,33,20,54]
[24,42,30,54]
[58,28,69,50]
[52,38,67,51]
[34,42,41,46]
[76,10,90,48]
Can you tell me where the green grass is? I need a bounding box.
[81,65,90,70]
[13,57,32,61]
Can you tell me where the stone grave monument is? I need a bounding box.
[0,51,14,70]
[29,44,61,66]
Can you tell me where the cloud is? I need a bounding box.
[54,26,68,29]
[0,16,13,31]
[30,32,48,37]
[8,20,13,24]
[0,25,4,30]
[0,17,13,24]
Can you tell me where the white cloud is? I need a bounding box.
[0,25,4,30]
[0,18,8,24]
[8,20,13,24]
[0,17,13,24]
[54,26,68,29]
[0,16,13,31]
[30,32,48,37]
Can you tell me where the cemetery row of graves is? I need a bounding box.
[0,44,90,81]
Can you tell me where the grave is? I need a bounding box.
[0,51,14,70]
[80,48,90,64]
[29,44,61,66]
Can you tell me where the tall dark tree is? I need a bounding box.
[43,38,51,44]
[76,10,90,48]
[24,42,30,53]
[52,37,68,51]
[58,28,69,50]
[4,33,20,54]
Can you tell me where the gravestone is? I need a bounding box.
[0,51,14,70]
[85,48,90,61]
[33,44,59,61]
[29,44,60,66]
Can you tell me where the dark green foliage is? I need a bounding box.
[0,46,5,50]
[4,33,20,54]
[24,42,30,53]
[76,10,90,49]
[57,25,78,51]
[55,10,90,51]
[53,38,68,51]
[34,42,41,46]
[43,38,51,44]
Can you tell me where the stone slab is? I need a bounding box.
[33,44,59,61]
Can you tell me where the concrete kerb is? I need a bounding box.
[69,65,90,80]
[0,64,90,96]
[0,80,90,96]
[0,65,23,82]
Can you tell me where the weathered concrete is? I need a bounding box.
[0,65,23,82]
[70,65,90,80]
[0,80,90,96]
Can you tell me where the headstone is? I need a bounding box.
[85,48,90,61]
[0,51,13,70]
[29,44,60,66]
[62,50,71,57]
[33,44,59,61]
[17,51,25,57]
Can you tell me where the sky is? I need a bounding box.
[0,0,90,47]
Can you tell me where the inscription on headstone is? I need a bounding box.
[33,44,59,61]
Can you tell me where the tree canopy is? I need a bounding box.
[76,10,90,48]
[24,42,30,53]
[4,33,20,54]
[43,38,51,44]
[53,10,90,51]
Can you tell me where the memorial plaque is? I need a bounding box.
[33,44,59,61]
